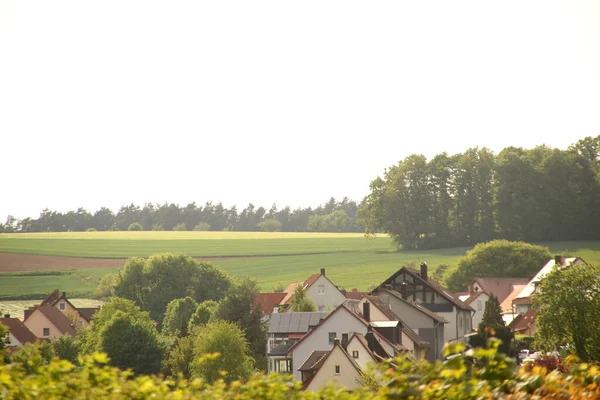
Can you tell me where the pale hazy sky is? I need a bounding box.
[1,1,599,221]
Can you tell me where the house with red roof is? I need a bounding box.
[25,289,99,329]
[281,269,346,312]
[24,306,77,340]
[254,292,287,316]
[0,314,40,348]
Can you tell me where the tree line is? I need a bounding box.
[360,135,600,249]
[1,197,364,233]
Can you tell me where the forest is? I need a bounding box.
[360,135,600,249]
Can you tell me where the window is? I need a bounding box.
[352,351,359,358]
[59,302,66,311]
[317,285,325,295]
[43,328,50,337]
[328,332,336,344]
[335,365,340,375]
[477,300,482,311]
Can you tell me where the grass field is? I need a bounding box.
[1,232,600,300]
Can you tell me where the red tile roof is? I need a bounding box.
[471,278,531,304]
[0,317,38,345]
[303,274,322,288]
[509,309,537,333]
[32,306,77,336]
[254,293,287,315]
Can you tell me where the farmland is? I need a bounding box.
[1,232,600,300]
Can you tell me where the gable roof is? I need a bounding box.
[378,289,449,323]
[254,293,287,316]
[345,289,368,300]
[301,341,364,389]
[298,350,329,372]
[77,307,100,322]
[287,305,369,355]
[516,257,585,300]
[41,289,62,307]
[28,306,77,336]
[464,291,487,305]
[471,278,531,303]
[499,284,527,313]
[281,271,344,306]
[373,267,474,311]
[0,317,38,345]
[268,312,329,334]
[509,308,537,332]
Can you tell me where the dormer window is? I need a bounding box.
[59,302,66,311]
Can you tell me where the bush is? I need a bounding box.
[173,223,187,231]
[127,222,143,231]
[95,274,117,300]
[85,228,97,232]
[108,223,120,231]
[258,219,282,232]
[152,223,164,231]
[193,222,211,231]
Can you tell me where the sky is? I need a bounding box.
[1,1,599,221]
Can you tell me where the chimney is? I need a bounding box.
[420,262,428,281]
[365,325,376,351]
[320,268,326,276]
[363,301,371,322]
[352,288,358,293]
[3,314,9,318]
[341,333,349,351]
[554,255,563,266]
[333,338,340,347]
[62,291,66,298]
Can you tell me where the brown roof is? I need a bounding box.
[254,293,287,315]
[298,350,329,371]
[301,341,364,389]
[32,306,77,336]
[500,284,527,313]
[509,309,537,332]
[0,317,38,345]
[78,307,100,322]
[41,289,61,306]
[345,289,368,300]
[303,274,321,288]
[380,289,448,323]
[471,278,531,304]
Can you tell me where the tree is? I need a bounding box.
[127,222,143,231]
[193,222,211,231]
[162,297,198,337]
[95,274,117,300]
[173,223,187,231]
[191,321,254,383]
[188,300,219,330]
[258,218,282,232]
[290,285,316,312]
[214,278,266,370]
[99,310,166,374]
[444,240,552,292]
[113,253,231,326]
[475,295,512,354]
[534,262,600,363]
[166,335,195,379]
[51,334,80,365]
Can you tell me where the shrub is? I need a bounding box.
[258,218,282,232]
[152,223,164,231]
[193,222,211,231]
[127,222,143,231]
[173,223,187,231]
[85,228,97,232]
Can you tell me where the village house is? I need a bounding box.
[25,289,99,328]
[512,256,586,314]
[508,309,537,336]
[458,278,530,328]
[23,306,77,340]
[371,264,472,356]
[254,292,288,318]
[266,311,328,373]
[344,295,430,360]
[0,314,39,348]
[287,303,409,382]
[281,269,347,312]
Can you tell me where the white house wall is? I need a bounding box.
[471,294,489,329]
[305,346,362,392]
[346,338,376,370]
[290,308,366,381]
[305,275,346,312]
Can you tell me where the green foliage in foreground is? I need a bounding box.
[3,341,600,399]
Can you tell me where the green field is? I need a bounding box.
[1,232,599,300]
